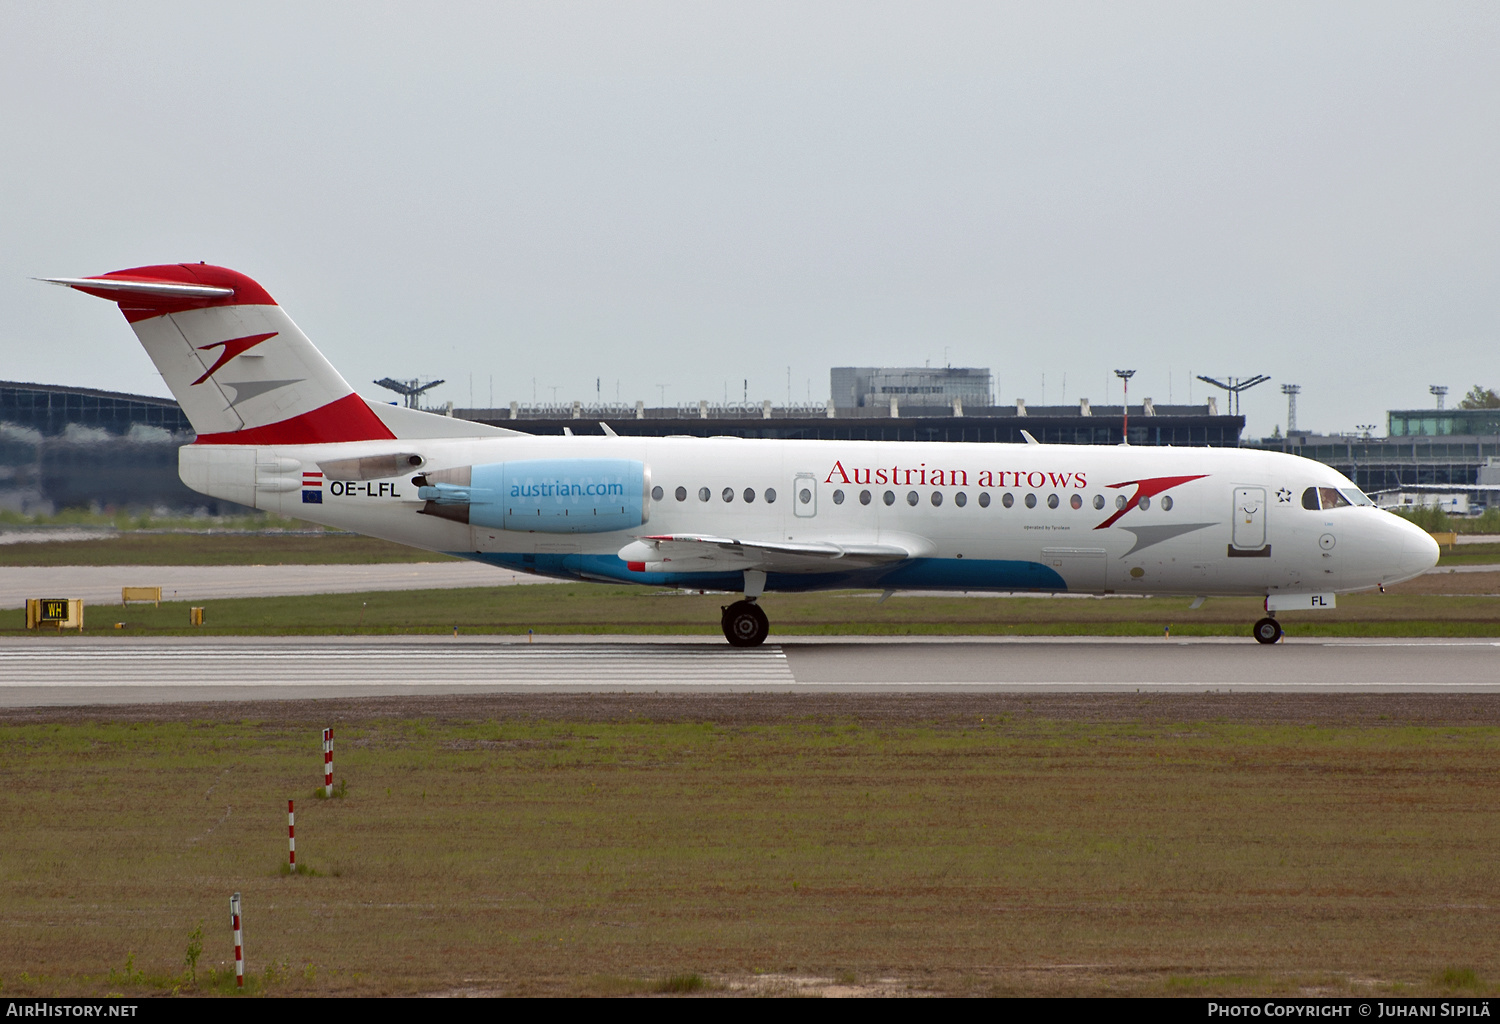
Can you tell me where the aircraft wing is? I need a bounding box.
[617,534,914,574]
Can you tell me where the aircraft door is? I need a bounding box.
[793,473,817,518]
[1231,486,1268,553]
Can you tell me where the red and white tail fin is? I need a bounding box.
[42,264,396,445]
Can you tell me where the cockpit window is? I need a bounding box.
[1339,488,1375,507]
[1304,486,1352,510]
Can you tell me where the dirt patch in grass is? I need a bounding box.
[2,694,1499,997]
[5,691,1500,728]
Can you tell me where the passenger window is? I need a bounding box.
[1070,494,1082,510]
[931,491,943,507]
[883,490,895,505]
[978,492,991,508]
[1025,494,1037,509]
[675,486,687,502]
[1115,494,1128,510]
[1160,496,1173,511]
[765,488,777,503]
[860,490,872,505]
[1093,494,1105,510]
[1001,492,1013,508]
[1046,494,1059,509]
[651,485,664,501]
[833,489,845,505]
[698,486,710,502]
[955,492,967,507]
[906,490,919,506]
[722,487,734,502]
[1139,496,1151,510]
[800,488,812,505]
[744,488,756,503]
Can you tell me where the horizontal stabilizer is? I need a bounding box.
[38,276,234,299]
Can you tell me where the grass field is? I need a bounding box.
[2,531,1497,638]
[1,694,1497,997]
[8,582,1500,639]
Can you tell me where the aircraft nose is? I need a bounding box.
[1398,522,1440,578]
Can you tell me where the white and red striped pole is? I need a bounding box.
[230,892,243,988]
[323,728,333,797]
[287,799,296,872]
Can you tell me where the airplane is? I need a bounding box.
[42,263,1440,646]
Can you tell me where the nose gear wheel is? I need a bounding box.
[1253,617,1283,644]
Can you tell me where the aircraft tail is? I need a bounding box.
[42,264,397,445]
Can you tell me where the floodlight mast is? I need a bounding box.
[374,377,446,409]
[1281,383,1301,433]
[1196,374,1271,417]
[1113,369,1135,443]
[1430,385,1448,410]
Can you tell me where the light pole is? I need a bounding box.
[1196,374,1271,417]
[1430,385,1448,410]
[1114,370,1135,444]
[1281,384,1301,434]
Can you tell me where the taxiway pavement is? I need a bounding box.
[0,562,553,609]
[0,635,1497,705]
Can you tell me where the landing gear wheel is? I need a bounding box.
[722,600,770,647]
[1253,617,1283,645]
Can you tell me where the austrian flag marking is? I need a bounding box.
[302,471,323,504]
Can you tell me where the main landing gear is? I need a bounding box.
[721,569,770,647]
[1252,616,1283,645]
[722,601,770,647]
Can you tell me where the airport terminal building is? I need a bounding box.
[0,381,220,514]
[8,380,1499,515]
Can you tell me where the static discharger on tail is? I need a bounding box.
[41,264,1440,646]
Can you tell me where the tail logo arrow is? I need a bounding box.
[192,332,278,386]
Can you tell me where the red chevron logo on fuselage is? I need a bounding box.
[1094,474,1208,529]
[192,332,278,386]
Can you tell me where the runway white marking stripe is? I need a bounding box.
[0,645,793,687]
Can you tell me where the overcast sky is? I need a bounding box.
[4,2,1498,437]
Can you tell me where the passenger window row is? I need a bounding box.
[650,485,780,504]
[828,489,1172,511]
[648,484,1174,512]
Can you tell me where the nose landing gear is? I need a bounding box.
[721,569,770,647]
[1252,616,1283,645]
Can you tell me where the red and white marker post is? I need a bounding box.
[287,799,296,872]
[323,728,333,797]
[230,891,244,988]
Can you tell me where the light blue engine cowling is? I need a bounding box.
[417,458,647,534]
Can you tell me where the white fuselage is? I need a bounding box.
[184,434,1439,597]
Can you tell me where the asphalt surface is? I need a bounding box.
[1,635,1497,705]
[0,562,552,609]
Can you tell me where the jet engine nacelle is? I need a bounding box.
[415,458,649,534]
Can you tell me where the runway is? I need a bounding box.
[2,635,1498,705]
